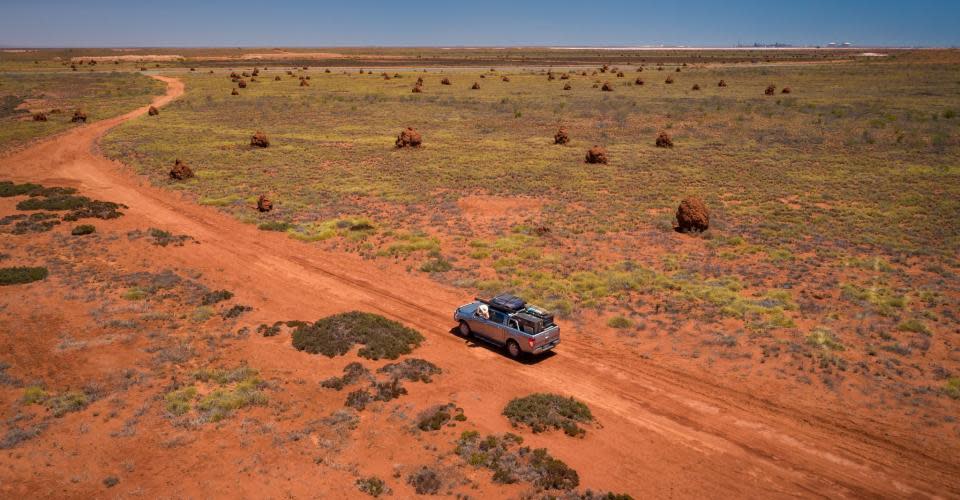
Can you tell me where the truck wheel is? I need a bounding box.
[506,340,521,358]
[458,321,472,337]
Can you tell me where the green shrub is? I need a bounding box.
[196,377,267,422]
[191,306,215,322]
[454,432,578,490]
[16,194,88,211]
[291,311,423,360]
[122,287,148,300]
[0,424,45,449]
[606,316,632,329]
[201,289,234,305]
[530,448,580,490]
[193,365,258,384]
[345,389,372,411]
[147,227,191,246]
[165,367,266,422]
[0,181,42,197]
[0,266,48,286]
[945,378,960,400]
[257,322,282,337]
[46,391,89,417]
[222,304,252,319]
[406,467,442,495]
[71,224,96,235]
[16,194,124,221]
[806,328,844,351]
[420,257,453,273]
[377,358,441,383]
[258,221,292,231]
[321,362,370,390]
[371,378,407,402]
[164,386,197,416]
[416,403,464,431]
[897,319,929,335]
[21,386,48,405]
[356,476,389,497]
[10,213,59,234]
[503,393,593,437]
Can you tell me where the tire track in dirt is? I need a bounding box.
[2,75,957,498]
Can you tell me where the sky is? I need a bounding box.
[0,0,958,48]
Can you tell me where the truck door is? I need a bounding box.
[487,310,508,344]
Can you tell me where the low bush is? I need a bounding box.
[416,403,465,431]
[565,492,634,500]
[377,358,441,383]
[503,393,593,437]
[201,289,234,305]
[371,378,406,402]
[420,257,453,273]
[606,316,632,329]
[345,377,407,411]
[46,391,89,417]
[71,224,96,235]
[0,181,43,197]
[193,365,258,384]
[146,228,191,246]
[258,220,292,231]
[944,378,960,400]
[165,366,266,422]
[455,432,579,490]
[21,386,48,404]
[0,266,48,286]
[258,323,282,336]
[356,476,389,497]
[16,194,124,221]
[164,386,197,416]
[10,213,60,234]
[0,424,46,450]
[345,389,372,411]
[321,362,371,390]
[122,287,148,300]
[806,328,844,351]
[897,319,929,335]
[291,311,423,360]
[196,378,267,422]
[406,467,442,495]
[222,304,252,319]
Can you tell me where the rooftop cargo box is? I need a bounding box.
[489,294,526,313]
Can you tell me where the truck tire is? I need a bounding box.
[506,339,521,358]
[458,320,472,337]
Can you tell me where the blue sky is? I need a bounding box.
[1,0,958,47]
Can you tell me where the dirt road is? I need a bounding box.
[3,75,957,498]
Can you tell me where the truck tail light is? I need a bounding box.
[528,338,535,348]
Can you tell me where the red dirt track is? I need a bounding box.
[1,76,957,498]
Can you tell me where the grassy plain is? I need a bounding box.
[0,71,164,150]
[98,51,960,410]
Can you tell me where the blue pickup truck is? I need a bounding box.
[453,294,560,358]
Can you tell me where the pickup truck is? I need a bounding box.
[453,294,560,358]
